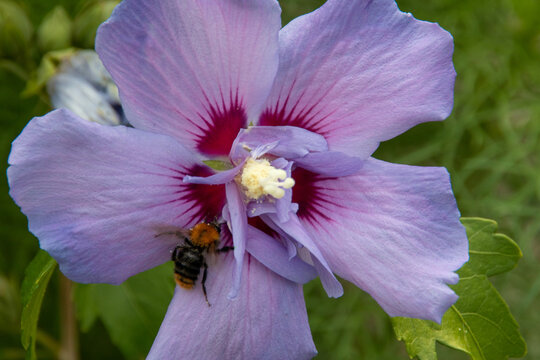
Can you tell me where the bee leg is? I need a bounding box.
[217,246,234,253]
[171,246,179,261]
[202,262,210,307]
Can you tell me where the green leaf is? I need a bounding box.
[74,262,174,359]
[458,218,522,277]
[20,250,57,360]
[203,159,234,171]
[393,217,526,360]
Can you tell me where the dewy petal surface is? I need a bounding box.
[96,0,281,156]
[260,0,456,159]
[8,109,218,284]
[293,158,468,322]
[147,253,316,360]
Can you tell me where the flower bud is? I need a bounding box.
[73,0,119,48]
[37,6,72,52]
[46,50,126,126]
[0,0,33,58]
[48,73,121,126]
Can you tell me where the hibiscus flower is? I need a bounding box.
[8,0,468,358]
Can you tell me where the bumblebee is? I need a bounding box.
[163,222,233,306]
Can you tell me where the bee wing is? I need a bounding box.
[153,225,191,239]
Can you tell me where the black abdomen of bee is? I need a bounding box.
[172,246,204,289]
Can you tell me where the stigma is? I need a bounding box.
[239,158,295,200]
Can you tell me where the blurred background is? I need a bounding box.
[1,0,538,359]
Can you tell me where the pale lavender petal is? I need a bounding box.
[260,0,456,159]
[225,182,247,299]
[250,141,280,159]
[312,257,344,299]
[247,202,276,217]
[7,109,220,284]
[96,0,281,156]
[293,158,468,322]
[283,234,298,259]
[232,125,328,160]
[246,225,317,284]
[274,161,294,222]
[262,213,343,298]
[271,157,289,169]
[183,161,243,185]
[294,151,364,176]
[148,254,317,360]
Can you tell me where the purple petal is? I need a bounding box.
[147,253,317,360]
[246,225,317,284]
[224,183,247,299]
[262,213,343,298]
[293,158,468,322]
[96,0,281,156]
[183,161,243,185]
[247,202,276,217]
[294,151,364,176]
[271,157,289,169]
[232,125,328,161]
[258,215,297,259]
[260,0,456,159]
[7,109,216,284]
[272,159,294,222]
[250,141,280,159]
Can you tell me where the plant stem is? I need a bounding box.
[58,274,79,360]
[36,329,61,355]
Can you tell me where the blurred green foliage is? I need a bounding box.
[0,0,33,58]
[1,0,539,359]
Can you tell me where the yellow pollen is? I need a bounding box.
[239,158,295,200]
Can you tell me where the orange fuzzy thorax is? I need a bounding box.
[190,223,220,248]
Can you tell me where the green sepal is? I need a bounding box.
[203,159,234,171]
[37,6,72,52]
[20,250,57,360]
[392,217,526,360]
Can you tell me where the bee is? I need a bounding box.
[157,222,233,306]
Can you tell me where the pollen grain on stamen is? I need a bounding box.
[238,157,295,200]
